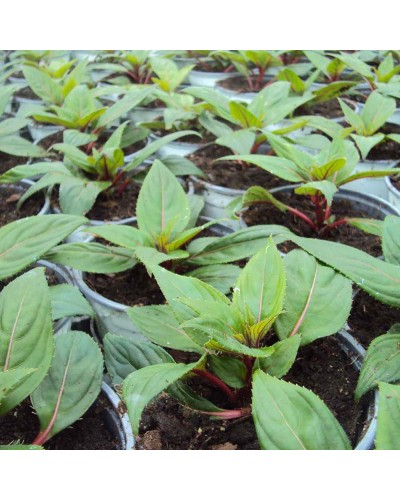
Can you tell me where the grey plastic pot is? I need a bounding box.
[214,82,257,104]
[37,259,74,335]
[344,158,399,201]
[188,70,240,88]
[100,381,135,450]
[28,123,63,143]
[70,219,233,340]
[336,330,378,450]
[150,133,205,158]
[127,106,165,126]
[385,175,400,209]
[240,185,400,229]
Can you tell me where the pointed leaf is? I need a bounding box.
[376,382,400,450]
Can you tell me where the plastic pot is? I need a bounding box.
[0,180,51,220]
[150,133,205,159]
[344,158,399,201]
[385,175,400,209]
[188,70,240,88]
[100,381,135,450]
[336,330,378,450]
[240,185,400,228]
[214,82,258,104]
[37,259,74,335]
[70,220,233,340]
[28,123,63,143]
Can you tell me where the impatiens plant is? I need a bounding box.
[304,50,368,85]
[150,56,194,94]
[104,241,355,449]
[0,129,198,216]
[99,50,154,85]
[42,160,291,293]
[338,90,400,159]
[0,269,103,449]
[185,82,312,154]
[223,134,400,235]
[0,85,45,157]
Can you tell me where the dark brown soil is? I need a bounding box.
[14,86,41,101]
[347,290,400,347]
[37,130,64,159]
[294,99,353,119]
[242,191,383,255]
[121,139,147,156]
[193,62,234,73]
[0,394,119,450]
[136,335,364,449]
[389,174,400,191]
[85,264,165,307]
[84,180,140,221]
[142,99,166,110]
[0,152,29,175]
[216,75,274,94]
[187,144,288,190]
[153,128,216,145]
[0,184,46,227]
[366,122,400,161]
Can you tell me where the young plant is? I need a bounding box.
[215,50,282,91]
[0,127,197,216]
[150,56,194,94]
[223,134,400,235]
[104,241,354,449]
[0,268,103,448]
[304,50,368,84]
[99,50,154,85]
[339,90,400,159]
[185,82,312,154]
[0,85,45,158]
[41,160,292,294]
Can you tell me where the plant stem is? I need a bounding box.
[320,218,348,235]
[287,206,318,232]
[193,369,236,403]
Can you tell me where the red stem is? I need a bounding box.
[287,206,318,232]
[193,369,236,403]
[320,218,348,235]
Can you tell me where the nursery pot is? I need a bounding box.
[240,185,400,229]
[385,175,400,209]
[150,133,206,159]
[188,69,240,88]
[101,381,135,450]
[0,180,51,222]
[70,220,233,340]
[344,158,399,201]
[335,330,378,450]
[127,106,166,126]
[214,81,258,104]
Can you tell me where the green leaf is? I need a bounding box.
[31,331,103,444]
[208,355,247,389]
[127,305,205,353]
[85,225,149,250]
[219,154,306,183]
[350,133,385,160]
[361,91,396,135]
[216,130,256,155]
[232,240,285,324]
[289,236,400,307]
[0,215,88,280]
[295,181,338,206]
[187,225,293,266]
[355,327,400,400]
[104,333,173,385]
[59,180,111,216]
[136,160,190,241]
[0,161,68,184]
[376,382,400,450]
[124,130,201,172]
[229,101,263,128]
[382,215,400,265]
[338,98,365,132]
[22,66,62,104]
[0,136,46,157]
[44,242,137,273]
[123,359,202,434]
[186,264,241,295]
[347,218,383,237]
[0,269,54,415]
[252,371,351,450]
[256,336,301,378]
[274,250,352,345]
[0,368,36,406]
[49,284,94,321]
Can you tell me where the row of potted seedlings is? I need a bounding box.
[0,49,399,450]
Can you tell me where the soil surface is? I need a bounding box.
[294,99,352,119]
[0,395,119,450]
[85,181,140,221]
[193,62,234,73]
[136,335,365,449]
[187,144,288,190]
[242,191,383,255]
[347,290,400,347]
[37,130,64,159]
[389,174,400,191]
[0,152,29,175]
[86,263,165,307]
[216,75,274,94]
[0,184,46,227]
[14,86,40,101]
[153,128,216,145]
